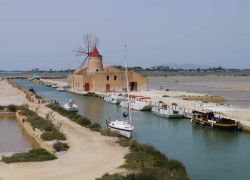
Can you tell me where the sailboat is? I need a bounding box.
[106,45,134,138]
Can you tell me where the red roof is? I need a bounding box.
[90,47,101,57]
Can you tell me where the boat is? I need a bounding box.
[104,94,123,105]
[63,99,79,112]
[130,100,152,111]
[152,104,184,118]
[106,44,134,138]
[120,96,152,111]
[51,84,58,88]
[56,87,65,92]
[191,111,242,131]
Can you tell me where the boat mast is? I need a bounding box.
[124,44,132,124]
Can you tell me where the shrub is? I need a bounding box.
[2,149,56,163]
[7,105,17,112]
[53,142,69,152]
[90,123,101,131]
[19,106,66,141]
[41,129,66,141]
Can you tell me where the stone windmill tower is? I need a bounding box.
[87,46,103,73]
[74,34,104,74]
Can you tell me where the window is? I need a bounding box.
[96,69,99,72]
[114,76,117,80]
[106,76,109,80]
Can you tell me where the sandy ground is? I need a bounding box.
[0,80,27,106]
[0,79,128,180]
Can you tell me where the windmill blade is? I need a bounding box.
[83,33,93,54]
[92,35,100,49]
[73,46,89,56]
[79,56,89,68]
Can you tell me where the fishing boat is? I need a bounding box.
[120,96,152,111]
[56,87,65,92]
[130,100,152,111]
[104,94,123,105]
[152,104,184,118]
[191,111,242,131]
[64,99,79,112]
[106,45,134,138]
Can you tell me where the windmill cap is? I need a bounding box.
[90,47,101,57]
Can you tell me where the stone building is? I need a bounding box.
[68,47,148,92]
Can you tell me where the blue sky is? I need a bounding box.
[0,0,249,70]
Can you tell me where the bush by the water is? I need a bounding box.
[7,104,18,112]
[1,149,56,163]
[53,142,69,152]
[19,106,66,141]
[100,138,189,180]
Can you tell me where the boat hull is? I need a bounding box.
[108,125,132,138]
[191,117,242,131]
[152,111,184,118]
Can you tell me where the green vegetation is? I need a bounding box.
[7,105,18,112]
[53,142,69,152]
[99,138,189,180]
[0,105,5,110]
[47,103,188,180]
[0,105,18,112]
[19,105,66,141]
[1,149,56,164]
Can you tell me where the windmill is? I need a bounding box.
[74,33,101,68]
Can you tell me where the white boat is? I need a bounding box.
[51,84,58,88]
[106,119,134,138]
[119,99,129,108]
[152,105,184,118]
[104,94,123,105]
[107,44,134,138]
[64,99,79,112]
[130,101,152,111]
[57,87,65,92]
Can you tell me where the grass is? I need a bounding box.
[181,95,224,103]
[47,103,189,180]
[19,105,66,141]
[1,149,56,163]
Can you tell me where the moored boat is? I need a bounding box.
[64,99,79,112]
[152,104,184,118]
[104,94,123,105]
[191,111,242,131]
[106,118,134,138]
[130,100,152,111]
[56,87,65,92]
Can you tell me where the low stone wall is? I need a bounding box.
[16,112,56,155]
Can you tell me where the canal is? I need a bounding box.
[0,114,32,154]
[12,79,250,180]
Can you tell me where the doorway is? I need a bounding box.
[85,83,90,91]
[129,82,137,91]
[106,84,110,92]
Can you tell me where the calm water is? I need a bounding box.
[0,114,32,154]
[12,79,250,180]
